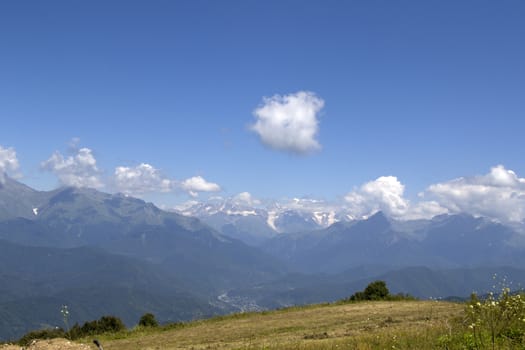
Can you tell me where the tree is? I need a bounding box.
[139,313,159,327]
[363,280,390,300]
[349,280,390,301]
[79,315,126,335]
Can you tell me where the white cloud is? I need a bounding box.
[232,192,261,206]
[424,165,525,223]
[250,91,324,154]
[344,176,447,220]
[42,147,103,188]
[402,200,449,221]
[0,145,20,183]
[181,176,221,197]
[344,176,409,218]
[269,166,525,223]
[114,163,173,195]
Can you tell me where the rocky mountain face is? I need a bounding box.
[0,176,49,221]
[0,182,284,287]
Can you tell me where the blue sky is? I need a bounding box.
[1,1,525,220]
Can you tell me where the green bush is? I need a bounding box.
[363,280,390,300]
[17,314,127,344]
[17,328,65,346]
[344,280,415,302]
[66,315,126,339]
[78,315,125,336]
[349,280,390,301]
[139,313,159,327]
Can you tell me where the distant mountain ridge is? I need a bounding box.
[262,211,525,273]
[178,198,346,244]
[0,180,280,279]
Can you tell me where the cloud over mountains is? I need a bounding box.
[181,176,221,197]
[4,142,525,224]
[425,165,525,223]
[0,146,20,184]
[41,147,104,189]
[38,143,221,198]
[340,165,525,224]
[184,166,525,225]
[114,163,173,195]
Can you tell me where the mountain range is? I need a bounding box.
[177,198,345,245]
[1,175,525,340]
[180,197,525,272]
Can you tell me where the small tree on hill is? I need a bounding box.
[139,313,159,327]
[77,315,126,336]
[363,280,389,300]
[349,280,390,301]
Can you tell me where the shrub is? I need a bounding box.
[17,328,65,346]
[344,280,416,302]
[363,280,390,300]
[67,315,126,339]
[17,315,126,344]
[139,313,159,327]
[349,280,390,301]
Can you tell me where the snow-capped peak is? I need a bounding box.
[177,196,348,234]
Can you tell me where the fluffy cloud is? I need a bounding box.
[42,147,103,188]
[0,145,20,183]
[424,165,525,223]
[250,91,324,154]
[344,176,447,220]
[114,163,173,195]
[345,176,409,218]
[181,176,221,197]
[114,164,222,198]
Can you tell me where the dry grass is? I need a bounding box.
[95,301,463,350]
[1,338,93,350]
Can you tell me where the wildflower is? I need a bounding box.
[61,305,69,316]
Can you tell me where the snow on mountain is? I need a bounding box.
[175,197,349,245]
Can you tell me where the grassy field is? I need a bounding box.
[92,301,464,349]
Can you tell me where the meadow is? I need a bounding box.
[91,301,463,349]
[9,283,525,349]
